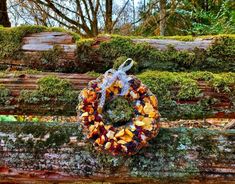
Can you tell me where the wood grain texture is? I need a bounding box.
[0,72,234,118]
[21,32,76,52]
[132,38,214,51]
[0,122,234,183]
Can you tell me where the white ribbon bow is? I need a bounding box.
[99,58,134,108]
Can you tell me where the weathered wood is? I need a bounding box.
[21,32,76,52]
[0,72,234,118]
[132,38,214,51]
[22,32,74,44]
[22,43,77,52]
[0,122,234,183]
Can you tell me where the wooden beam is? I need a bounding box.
[0,122,234,183]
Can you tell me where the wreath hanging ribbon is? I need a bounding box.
[99,58,134,108]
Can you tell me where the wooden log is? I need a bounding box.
[0,71,234,118]
[0,121,234,183]
[0,72,95,116]
[132,38,214,51]
[0,33,218,71]
[21,32,77,53]
[22,32,74,44]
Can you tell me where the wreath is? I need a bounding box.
[77,59,160,155]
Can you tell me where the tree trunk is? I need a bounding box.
[0,122,235,183]
[105,0,113,34]
[0,0,11,27]
[159,0,166,36]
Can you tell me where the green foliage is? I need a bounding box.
[0,25,80,59]
[134,0,234,36]
[0,115,17,122]
[185,0,235,35]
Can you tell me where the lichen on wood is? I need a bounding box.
[0,121,234,182]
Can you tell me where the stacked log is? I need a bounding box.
[0,72,234,118]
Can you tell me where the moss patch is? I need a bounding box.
[138,71,235,120]
[0,69,42,78]
[0,84,10,105]
[19,76,79,115]
[0,121,83,150]
[76,35,235,73]
[103,96,134,127]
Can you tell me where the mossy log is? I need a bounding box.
[0,32,77,70]
[0,72,95,116]
[0,33,216,70]
[0,121,234,183]
[0,71,234,119]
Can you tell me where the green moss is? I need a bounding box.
[209,73,235,93]
[86,71,101,78]
[24,45,78,73]
[150,35,195,41]
[103,97,134,127]
[150,34,235,41]
[0,84,10,105]
[0,121,83,150]
[37,75,73,96]
[0,121,234,179]
[177,79,202,100]
[0,115,17,122]
[0,69,42,78]
[19,76,79,114]
[40,45,64,69]
[137,71,235,120]
[84,35,235,73]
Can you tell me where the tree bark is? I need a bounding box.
[0,122,234,183]
[159,0,166,36]
[105,0,113,34]
[0,0,11,27]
